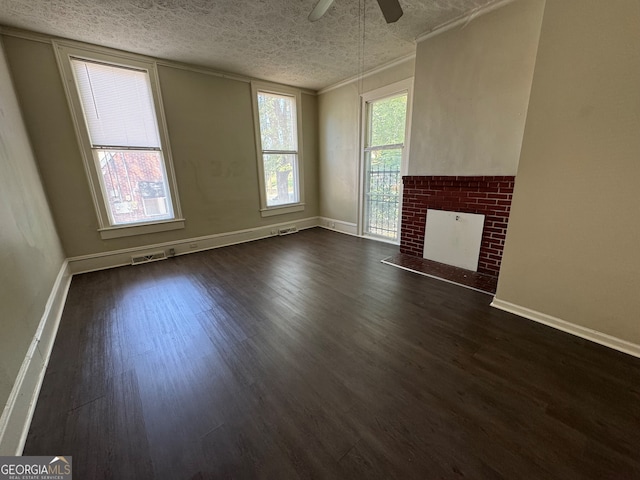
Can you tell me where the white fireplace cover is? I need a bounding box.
[423,209,485,271]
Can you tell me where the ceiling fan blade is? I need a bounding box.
[309,0,335,22]
[376,0,403,23]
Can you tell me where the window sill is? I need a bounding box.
[98,218,185,239]
[260,204,305,217]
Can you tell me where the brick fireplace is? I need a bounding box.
[400,176,515,278]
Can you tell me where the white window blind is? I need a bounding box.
[58,43,184,237]
[71,59,161,148]
[257,92,297,151]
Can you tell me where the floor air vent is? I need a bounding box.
[131,251,167,265]
[278,226,298,236]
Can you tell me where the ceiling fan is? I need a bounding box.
[308,0,403,23]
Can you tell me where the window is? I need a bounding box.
[360,79,412,243]
[55,43,183,239]
[251,83,304,216]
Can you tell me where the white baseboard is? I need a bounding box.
[318,217,358,237]
[0,261,72,455]
[491,298,640,359]
[68,217,321,274]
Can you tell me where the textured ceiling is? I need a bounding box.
[0,0,496,90]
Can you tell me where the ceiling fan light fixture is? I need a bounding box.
[308,0,336,22]
[376,0,403,23]
[308,0,403,24]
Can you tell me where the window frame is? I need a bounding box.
[54,41,184,239]
[358,78,414,242]
[251,81,305,217]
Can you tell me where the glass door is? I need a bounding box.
[362,91,408,242]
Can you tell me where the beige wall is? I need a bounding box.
[318,58,415,223]
[158,66,318,236]
[2,35,318,258]
[408,0,545,176]
[0,41,65,412]
[496,0,640,344]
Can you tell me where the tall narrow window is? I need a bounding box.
[361,79,412,242]
[56,44,183,239]
[252,83,304,216]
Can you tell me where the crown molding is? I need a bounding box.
[317,52,416,95]
[415,0,520,44]
[0,26,316,95]
[0,26,52,44]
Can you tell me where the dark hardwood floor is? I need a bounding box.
[24,228,640,479]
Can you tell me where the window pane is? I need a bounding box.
[72,59,161,148]
[257,92,297,151]
[263,154,298,206]
[96,149,173,225]
[367,94,407,148]
[364,148,402,239]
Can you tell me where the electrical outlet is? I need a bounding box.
[168,248,176,256]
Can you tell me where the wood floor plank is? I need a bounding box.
[200,419,302,480]
[27,370,154,480]
[23,228,640,479]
